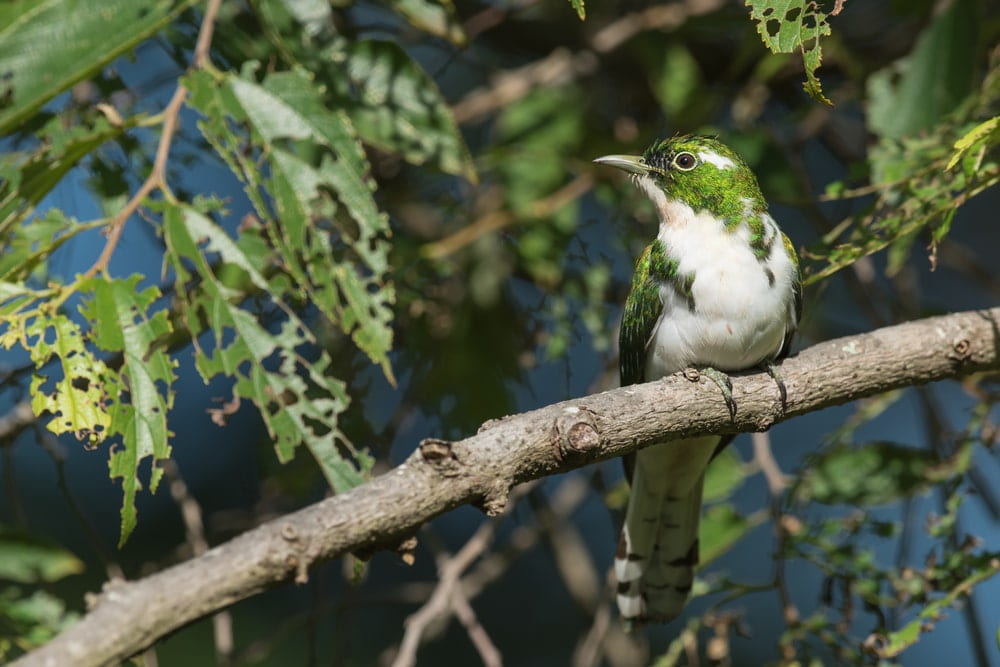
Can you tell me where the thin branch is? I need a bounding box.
[421,173,594,260]
[451,0,725,124]
[14,307,1000,667]
[83,0,223,280]
[163,460,234,665]
[392,520,499,667]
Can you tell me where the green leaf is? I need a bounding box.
[879,554,1000,658]
[388,0,467,44]
[0,587,79,658]
[335,40,477,182]
[163,203,372,492]
[793,441,972,507]
[745,0,832,105]
[80,275,176,546]
[567,0,585,20]
[25,314,114,446]
[947,116,1000,170]
[867,0,977,141]
[0,528,84,583]
[0,115,124,232]
[186,67,396,381]
[0,0,198,136]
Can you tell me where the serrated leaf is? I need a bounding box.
[26,314,113,445]
[880,554,1000,658]
[947,116,1000,170]
[0,116,124,232]
[186,68,396,381]
[0,528,84,583]
[745,0,832,105]
[79,275,176,545]
[163,204,372,492]
[0,0,198,136]
[336,40,477,181]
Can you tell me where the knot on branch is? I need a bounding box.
[948,337,972,362]
[553,405,602,461]
[418,437,462,477]
[475,479,511,517]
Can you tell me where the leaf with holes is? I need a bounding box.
[186,67,395,382]
[80,275,176,545]
[746,0,832,105]
[163,203,372,492]
[25,314,114,446]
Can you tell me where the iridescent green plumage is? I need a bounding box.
[597,135,802,624]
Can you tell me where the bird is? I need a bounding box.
[594,135,801,624]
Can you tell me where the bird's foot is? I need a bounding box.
[684,366,736,420]
[761,361,788,412]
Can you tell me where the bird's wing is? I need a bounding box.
[619,244,665,482]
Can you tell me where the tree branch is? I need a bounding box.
[15,307,1000,667]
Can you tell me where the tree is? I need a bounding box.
[0,0,998,665]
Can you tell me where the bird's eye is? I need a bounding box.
[673,152,697,171]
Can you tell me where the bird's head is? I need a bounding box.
[595,135,766,225]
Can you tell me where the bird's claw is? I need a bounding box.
[686,366,736,420]
[762,361,788,411]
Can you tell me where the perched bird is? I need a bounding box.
[594,135,801,624]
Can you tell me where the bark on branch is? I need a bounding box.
[16,307,1000,667]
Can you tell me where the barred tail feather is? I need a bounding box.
[615,436,718,623]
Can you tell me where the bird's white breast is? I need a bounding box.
[644,201,796,378]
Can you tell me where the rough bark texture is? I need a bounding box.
[15,307,1000,667]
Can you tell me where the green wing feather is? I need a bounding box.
[619,244,665,482]
[778,231,802,360]
[619,243,664,387]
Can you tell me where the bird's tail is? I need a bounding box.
[614,436,719,624]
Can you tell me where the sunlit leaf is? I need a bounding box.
[335,40,477,182]
[745,0,832,105]
[80,275,176,545]
[0,0,198,135]
[388,0,467,43]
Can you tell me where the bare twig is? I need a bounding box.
[753,432,798,661]
[163,460,234,664]
[450,587,503,667]
[452,0,725,123]
[15,308,1000,667]
[83,0,224,280]
[392,521,500,667]
[421,173,594,260]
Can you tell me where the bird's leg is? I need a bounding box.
[685,366,735,420]
[762,361,788,411]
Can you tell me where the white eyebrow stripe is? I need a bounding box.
[698,151,736,169]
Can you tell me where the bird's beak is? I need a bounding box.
[593,154,651,175]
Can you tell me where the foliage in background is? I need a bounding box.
[0,0,999,663]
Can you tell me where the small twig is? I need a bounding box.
[752,431,787,496]
[452,0,724,123]
[392,519,502,667]
[450,587,503,667]
[83,0,224,280]
[571,570,614,667]
[421,173,593,260]
[753,432,798,660]
[163,459,234,664]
